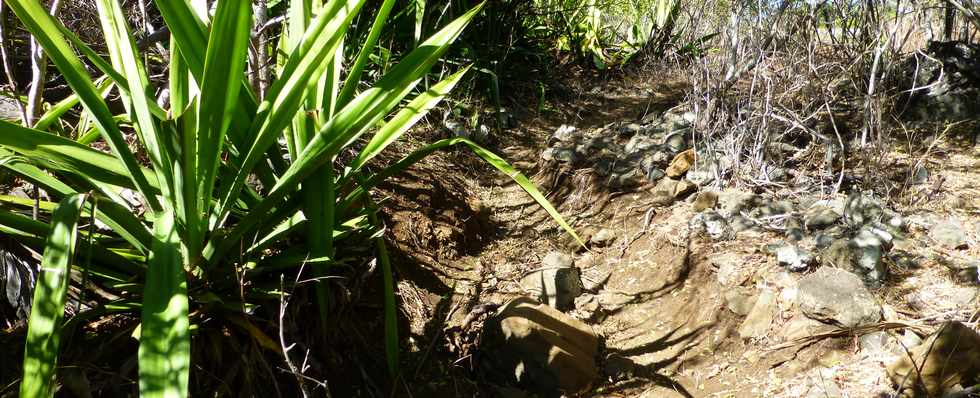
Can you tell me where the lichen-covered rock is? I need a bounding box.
[821,227,889,287]
[479,297,600,397]
[799,267,881,328]
[929,217,968,249]
[804,205,841,230]
[843,192,884,227]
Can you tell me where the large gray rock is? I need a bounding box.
[479,297,600,396]
[929,217,968,249]
[799,267,882,328]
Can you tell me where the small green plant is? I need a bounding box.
[0,0,580,396]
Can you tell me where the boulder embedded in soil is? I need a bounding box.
[479,297,600,397]
[821,228,889,287]
[843,192,884,227]
[887,321,980,397]
[520,252,583,311]
[798,267,881,328]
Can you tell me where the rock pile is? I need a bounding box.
[540,110,696,189]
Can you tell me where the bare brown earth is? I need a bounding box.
[382,69,980,397]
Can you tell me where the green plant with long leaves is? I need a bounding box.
[0,0,580,396]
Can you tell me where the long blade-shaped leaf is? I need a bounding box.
[360,137,584,245]
[95,0,177,211]
[5,0,160,212]
[213,0,367,224]
[349,66,470,171]
[207,4,485,263]
[20,193,87,398]
[139,210,190,398]
[0,120,159,191]
[337,0,397,107]
[0,151,152,252]
[189,0,253,258]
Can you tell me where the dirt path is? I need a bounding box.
[388,72,980,397]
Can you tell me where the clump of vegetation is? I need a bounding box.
[0,0,579,396]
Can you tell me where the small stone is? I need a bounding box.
[690,211,733,241]
[804,205,841,230]
[738,289,777,339]
[520,252,582,310]
[692,191,719,212]
[666,149,695,177]
[717,191,759,217]
[603,353,635,381]
[929,217,968,249]
[799,267,882,328]
[673,179,697,199]
[756,199,794,217]
[645,168,665,182]
[775,244,814,272]
[618,123,642,136]
[665,131,687,153]
[541,147,577,163]
[623,135,660,155]
[542,252,573,269]
[590,229,616,247]
[911,164,929,185]
[552,124,578,142]
[884,210,906,233]
[843,192,883,227]
[725,288,757,316]
[785,217,804,242]
[860,331,893,355]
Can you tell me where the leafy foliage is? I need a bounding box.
[0,0,580,395]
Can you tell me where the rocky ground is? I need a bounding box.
[387,66,980,397]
